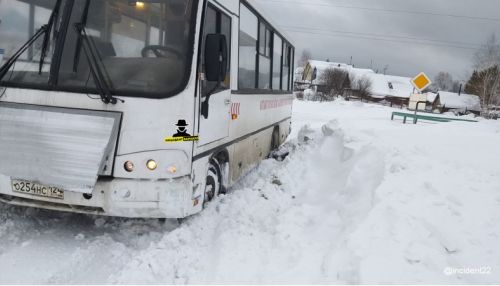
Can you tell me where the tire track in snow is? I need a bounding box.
[0,204,177,284]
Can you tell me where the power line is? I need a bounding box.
[255,0,500,22]
[283,28,480,50]
[281,25,482,48]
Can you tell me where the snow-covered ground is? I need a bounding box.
[1,100,499,284]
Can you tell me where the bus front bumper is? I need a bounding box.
[0,175,198,218]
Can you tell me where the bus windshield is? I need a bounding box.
[0,0,198,98]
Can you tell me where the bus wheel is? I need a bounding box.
[204,158,222,207]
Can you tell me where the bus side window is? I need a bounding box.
[282,44,290,91]
[201,4,231,96]
[220,13,232,86]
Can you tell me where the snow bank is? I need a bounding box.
[1,100,499,284]
[112,101,500,284]
[112,119,386,284]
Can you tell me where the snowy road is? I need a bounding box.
[1,100,499,284]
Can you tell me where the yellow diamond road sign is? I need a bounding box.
[411,72,432,92]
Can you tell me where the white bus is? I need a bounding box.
[0,0,295,218]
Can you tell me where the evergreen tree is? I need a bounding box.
[465,70,481,95]
[465,66,500,107]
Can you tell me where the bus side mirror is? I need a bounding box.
[204,34,227,82]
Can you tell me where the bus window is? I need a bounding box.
[289,47,295,90]
[0,1,30,61]
[201,4,231,96]
[282,44,290,91]
[0,0,58,83]
[58,0,197,98]
[111,15,147,58]
[272,35,282,90]
[258,22,271,89]
[220,13,232,74]
[238,4,258,90]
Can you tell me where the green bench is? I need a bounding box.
[391,112,478,124]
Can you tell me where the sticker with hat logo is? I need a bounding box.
[164,119,199,143]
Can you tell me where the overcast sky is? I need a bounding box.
[254,0,500,81]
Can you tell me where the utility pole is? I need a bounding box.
[349,56,353,65]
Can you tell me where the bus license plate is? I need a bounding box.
[11,180,64,200]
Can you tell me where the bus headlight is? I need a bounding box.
[146,160,158,171]
[115,150,189,179]
[167,166,177,174]
[124,161,135,172]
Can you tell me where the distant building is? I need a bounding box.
[434,91,482,115]
[293,67,308,91]
[426,92,440,111]
[352,71,414,107]
[302,60,354,93]
[300,60,416,107]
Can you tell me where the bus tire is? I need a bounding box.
[204,158,223,208]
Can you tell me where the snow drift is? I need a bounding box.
[0,100,499,284]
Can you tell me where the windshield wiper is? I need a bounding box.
[72,0,90,73]
[73,23,121,105]
[39,0,63,74]
[0,28,46,81]
[0,0,63,82]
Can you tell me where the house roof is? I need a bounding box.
[309,61,352,83]
[438,91,482,111]
[364,73,390,98]
[426,92,438,103]
[357,73,413,99]
[385,75,414,99]
[295,67,304,74]
[306,60,361,85]
[294,67,307,83]
[303,60,414,99]
[308,60,353,71]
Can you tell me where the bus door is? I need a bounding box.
[198,4,232,146]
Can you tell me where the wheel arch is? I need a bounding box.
[210,148,230,193]
[212,148,230,165]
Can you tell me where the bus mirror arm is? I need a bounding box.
[201,34,228,119]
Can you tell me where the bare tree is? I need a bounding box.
[298,49,313,67]
[352,75,373,101]
[319,68,351,100]
[452,81,463,93]
[474,34,500,70]
[471,34,500,110]
[433,72,455,91]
